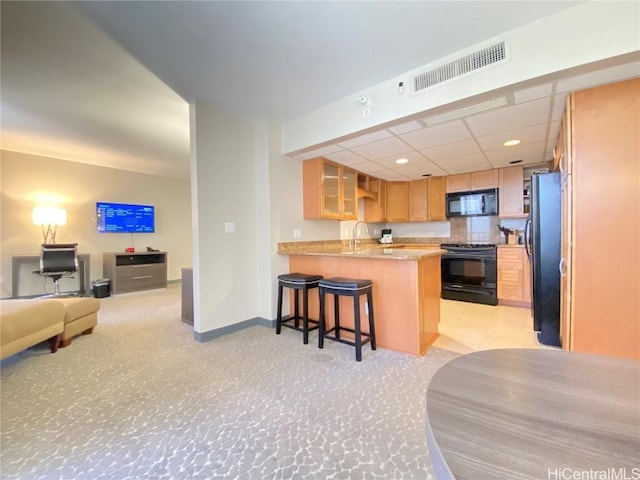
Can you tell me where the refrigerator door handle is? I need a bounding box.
[524,217,532,258]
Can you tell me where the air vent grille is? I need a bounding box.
[414,41,507,93]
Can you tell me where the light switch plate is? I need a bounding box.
[224,222,235,233]
[293,229,301,239]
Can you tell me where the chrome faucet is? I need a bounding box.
[353,221,369,250]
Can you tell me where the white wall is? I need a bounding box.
[282,1,640,153]
[266,123,339,319]
[190,102,261,334]
[0,150,192,298]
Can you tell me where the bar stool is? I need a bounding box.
[276,273,323,344]
[318,277,376,362]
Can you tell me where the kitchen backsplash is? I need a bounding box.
[450,216,527,244]
[340,216,528,244]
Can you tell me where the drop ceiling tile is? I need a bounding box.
[445,163,493,175]
[484,140,547,165]
[489,153,546,169]
[555,61,640,94]
[350,136,413,160]
[546,119,561,146]
[432,152,489,168]
[476,123,548,151]
[419,139,480,161]
[354,161,389,175]
[323,150,369,166]
[388,120,423,135]
[373,150,430,168]
[396,162,447,179]
[400,120,470,149]
[337,129,393,149]
[383,171,413,181]
[297,144,343,159]
[466,97,551,137]
[514,83,553,104]
[551,93,568,121]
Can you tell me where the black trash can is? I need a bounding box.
[92,279,111,298]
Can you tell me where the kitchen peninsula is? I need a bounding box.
[278,242,445,356]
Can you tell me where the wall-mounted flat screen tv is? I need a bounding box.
[96,202,155,233]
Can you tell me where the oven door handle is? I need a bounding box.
[443,252,496,259]
[444,284,495,295]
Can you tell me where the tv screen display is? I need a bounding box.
[96,202,155,233]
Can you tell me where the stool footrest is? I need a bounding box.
[323,326,372,348]
[280,316,319,333]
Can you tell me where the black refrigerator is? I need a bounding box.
[525,172,561,347]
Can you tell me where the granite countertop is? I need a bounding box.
[278,243,446,261]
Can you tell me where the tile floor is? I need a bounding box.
[432,299,556,354]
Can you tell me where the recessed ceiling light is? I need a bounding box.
[422,173,432,177]
[509,159,523,164]
[395,158,409,165]
[504,139,521,147]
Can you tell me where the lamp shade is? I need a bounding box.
[32,207,67,226]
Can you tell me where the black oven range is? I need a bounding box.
[440,243,498,306]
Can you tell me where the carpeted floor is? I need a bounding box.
[1,285,459,480]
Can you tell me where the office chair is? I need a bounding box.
[38,243,79,297]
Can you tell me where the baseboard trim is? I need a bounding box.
[195,317,275,342]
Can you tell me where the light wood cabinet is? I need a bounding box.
[522,253,531,304]
[497,246,530,306]
[553,99,573,180]
[559,174,572,348]
[471,169,499,190]
[409,179,428,221]
[560,78,639,361]
[499,166,526,218]
[386,181,409,222]
[446,170,498,193]
[303,157,357,220]
[363,178,387,222]
[445,173,471,193]
[427,176,446,221]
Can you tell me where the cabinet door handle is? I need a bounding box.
[133,275,153,280]
[559,258,566,276]
[558,153,565,174]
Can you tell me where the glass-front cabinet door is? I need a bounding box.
[322,162,341,215]
[303,157,359,220]
[341,167,357,219]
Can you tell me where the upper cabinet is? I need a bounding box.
[303,157,357,220]
[386,181,409,222]
[498,166,526,218]
[445,173,470,193]
[409,179,429,221]
[363,178,387,223]
[446,170,498,193]
[470,169,499,190]
[427,176,446,221]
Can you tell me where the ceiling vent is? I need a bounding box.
[413,41,508,93]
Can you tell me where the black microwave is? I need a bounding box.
[446,188,499,217]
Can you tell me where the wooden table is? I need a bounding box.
[425,349,640,480]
